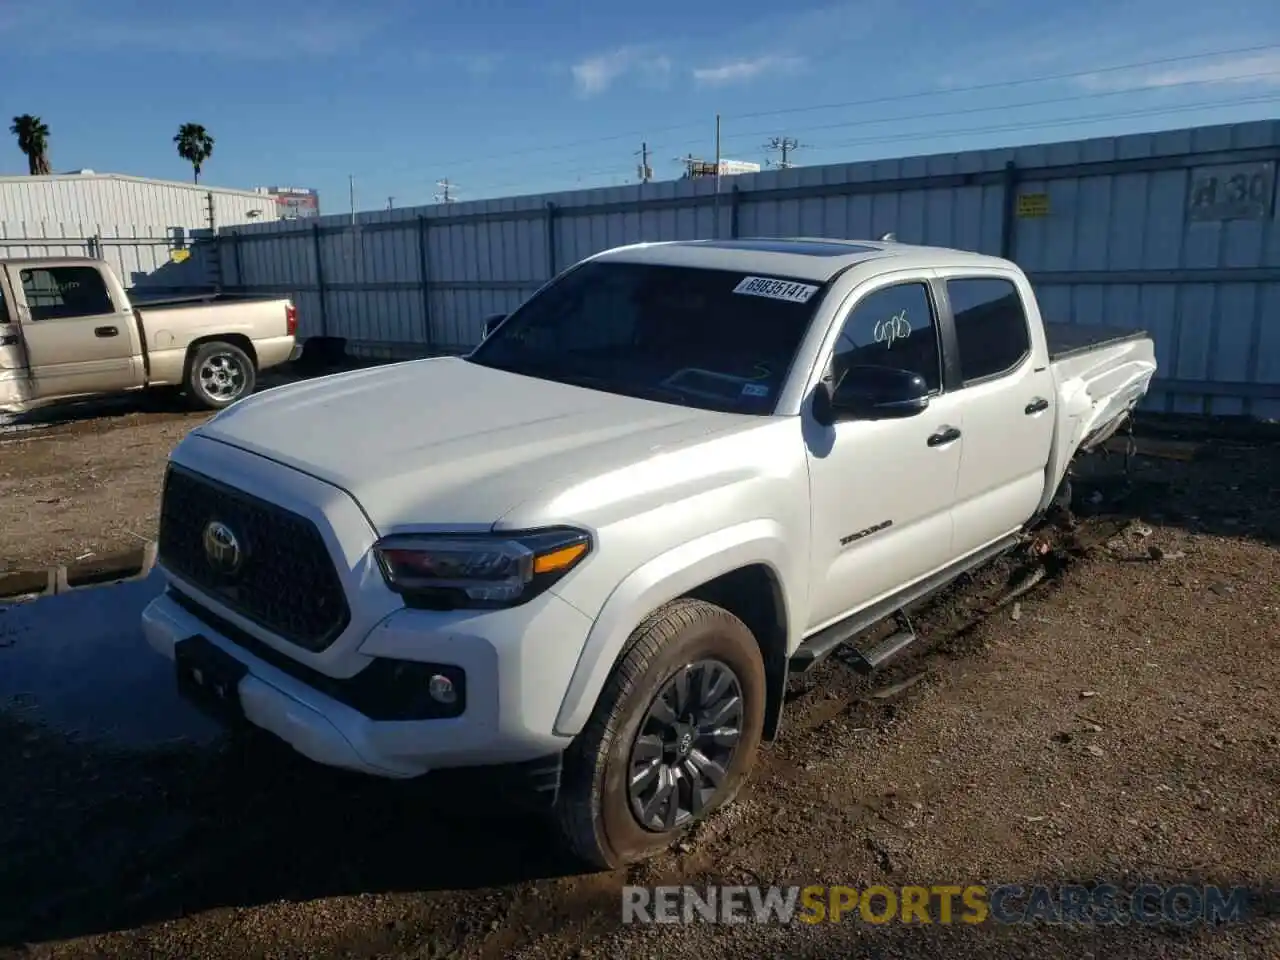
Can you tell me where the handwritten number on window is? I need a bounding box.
[873,310,912,348]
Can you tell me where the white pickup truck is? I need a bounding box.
[142,238,1156,867]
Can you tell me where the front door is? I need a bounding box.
[10,262,136,401]
[804,275,965,632]
[0,271,32,410]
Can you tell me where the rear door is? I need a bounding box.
[938,270,1056,558]
[10,262,137,401]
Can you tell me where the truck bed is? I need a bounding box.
[1045,322,1150,363]
[129,291,286,310]
[1044,319,1157,474]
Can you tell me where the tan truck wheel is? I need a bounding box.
[188,341,256,410]
[555,598,766,869]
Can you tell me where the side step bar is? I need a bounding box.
[850,612,918,674]
[788,533,1022,676]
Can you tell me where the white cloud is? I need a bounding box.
[1076,51,1280,91]
[570,47,671,96]
[692,55,804,86]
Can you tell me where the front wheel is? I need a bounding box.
[187,341,256,410]
[555,598,766,869]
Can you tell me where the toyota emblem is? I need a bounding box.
[202,520,243,576]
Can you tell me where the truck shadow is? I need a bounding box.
[1,386,192,431]
[0,720,588,947]
[0,568,586,948]
[1067,432,1280,552]
[0,354,380,433]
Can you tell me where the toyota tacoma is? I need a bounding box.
[142,237,1157,867]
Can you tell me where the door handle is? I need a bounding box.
[927,425,962,447]
[94,325,119,338]
[1025,397,1049,415]
[0,334,17,347]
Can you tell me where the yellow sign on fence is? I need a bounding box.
[1016,193,1050,218]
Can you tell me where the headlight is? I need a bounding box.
[373,527,591,609]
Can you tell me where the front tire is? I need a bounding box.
[187,341,256,410]
[555,598,766,869]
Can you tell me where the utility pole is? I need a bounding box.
[434,178,457,203]
[635,142,652,183]
[387,196,395,210]
[713,114,722,239]
[764,136,804,169]
[348,174,356,224]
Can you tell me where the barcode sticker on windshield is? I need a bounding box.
[733,276,820,304]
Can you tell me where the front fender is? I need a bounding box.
[551,519,798,737]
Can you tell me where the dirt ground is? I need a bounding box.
[0,365,345,573]
[0,403,207,573]
[0,407,1277,958]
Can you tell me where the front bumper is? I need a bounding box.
[143,585,592,779]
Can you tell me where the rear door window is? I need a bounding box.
[946,277,1031,383]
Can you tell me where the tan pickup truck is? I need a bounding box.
[0,256,299,414]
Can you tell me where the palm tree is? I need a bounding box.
[174,123,215,183]
[10,115,51,175]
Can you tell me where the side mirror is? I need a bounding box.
[480,313,506,340]
[820,365,930,423]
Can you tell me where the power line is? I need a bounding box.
[411,72,1279,197]
[399,64,1280,195]
[810,92,1280,153]
[727,42,1280,123]
[462,93,1280,199]
[713,67,1280,150]
[377,42,1280,177]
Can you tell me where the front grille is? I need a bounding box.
[157,465,351,651]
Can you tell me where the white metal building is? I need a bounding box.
[0,171,275,231]
[0,171,276,292]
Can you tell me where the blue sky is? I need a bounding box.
[2,0,1279,212]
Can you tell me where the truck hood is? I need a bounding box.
[192,357,745,533]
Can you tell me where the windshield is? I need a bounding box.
[467,261,827,414]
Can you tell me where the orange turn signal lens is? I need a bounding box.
[533,541,588,575]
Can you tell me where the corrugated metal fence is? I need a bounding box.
[0,223,219,293]
[223,119,1280,419]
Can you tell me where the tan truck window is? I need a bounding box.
[0,281,9,323]
[19,266,114,321]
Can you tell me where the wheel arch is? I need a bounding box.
[183,334,258,386]
[551,521,799,740]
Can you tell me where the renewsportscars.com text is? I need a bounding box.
[621,884,1262,926]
